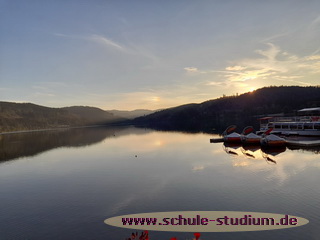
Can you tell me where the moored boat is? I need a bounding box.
[224,132,242,143]
[261,134,286,147]
[241,126,261,144]
[242,132,262,144]
[222,125,242,143]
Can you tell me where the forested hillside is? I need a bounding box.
[133,86,320,132]
[0,103,120,132]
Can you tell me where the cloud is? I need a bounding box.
[310,14,320,28]
[90,34,125,51]
[206,81,224,86]
[222,43,320,84]
[184,67,199,73]
[53,32,125,52]
[0,87,11,91]
[53,32,160,64]
[225,65,246,71]
[255,43,280,60]
[96,82,217,110]
[261,31,292,43]
[304,55,320,61]
[34,92,55,97]
[52,33,71,38]
[34,81,67,89]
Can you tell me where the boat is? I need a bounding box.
[222,125,242,143]
[257,107,320,136]
[242,132,262,144]
[224,132,242,143]
[241,126,261,144]
[260,133,286,147]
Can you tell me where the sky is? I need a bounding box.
[1,0,320,110]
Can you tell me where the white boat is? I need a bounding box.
[257,107,320,136]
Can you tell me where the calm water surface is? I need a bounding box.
[0,126,319,240]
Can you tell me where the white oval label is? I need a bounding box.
[104,211,309,232]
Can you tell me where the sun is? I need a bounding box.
[151,96,160,102]
[249,87,256,93]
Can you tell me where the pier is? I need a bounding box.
[210,138,320,147]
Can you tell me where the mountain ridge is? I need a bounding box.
[1,86,319,133]
[132,86,320,132]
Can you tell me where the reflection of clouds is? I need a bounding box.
[154,140,164,147]
[109,195,138,215]
[103,136,320,216]
[244,148,318,185]
[105,131,208,153]
[95,132,320,190]
[211,148,224,154]
[314,162,320,169]
[233,160,250,167]
[211,141,320,186]
[108,172,179,214]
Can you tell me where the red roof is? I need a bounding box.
[259,117,274,120]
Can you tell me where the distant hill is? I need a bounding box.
[0,102,121,133]
[108,109,155,119]
[62,106,122,124]
[133,86,320,132]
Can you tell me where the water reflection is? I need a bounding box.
[287,145,320,154]
[0,126,151,163]
[0,128,319,240]
[222,142,319,165]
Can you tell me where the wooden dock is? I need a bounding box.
[210,138,224,143]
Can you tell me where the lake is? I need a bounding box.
[0,126,319,240]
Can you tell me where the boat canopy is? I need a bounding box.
[259,117,274,120]
[298,107,320,116]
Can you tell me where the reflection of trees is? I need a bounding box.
[287,146,320,154]
[260,147,287,164]
[0,126,149,163]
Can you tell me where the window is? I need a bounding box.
[314,123,320,130]
[290,124,298,130]
[304,123,313,130]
